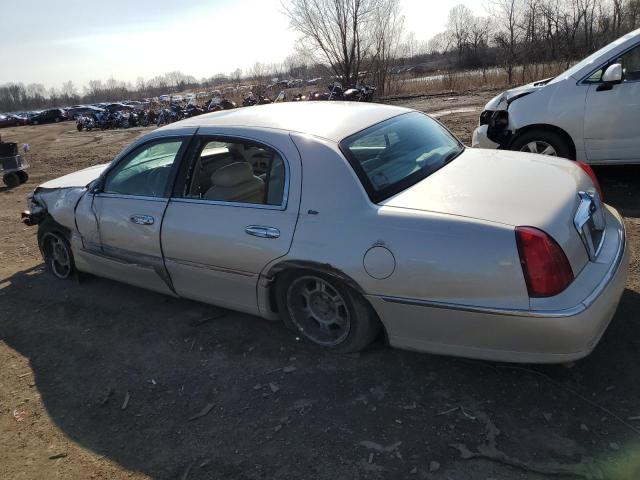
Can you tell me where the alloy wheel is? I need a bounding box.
[520,140,557,156]
[286,276,351,346]
[42,232,72,279]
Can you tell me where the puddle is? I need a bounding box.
[429,107,479,118]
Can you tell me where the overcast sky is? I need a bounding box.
[0,0,487,90]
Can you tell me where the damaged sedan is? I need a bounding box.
[473,28,640,163]
[23,102,629,363]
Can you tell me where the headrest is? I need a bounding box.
[211,162,254,187]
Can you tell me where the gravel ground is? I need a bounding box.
[1,95,639,480]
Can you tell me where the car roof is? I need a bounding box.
[162,102,412,142]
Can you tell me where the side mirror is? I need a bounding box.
[602,63,623,84]
[89,177,104,194]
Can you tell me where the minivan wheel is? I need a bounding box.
[276,270,381,353]
[511,129,572,159]
[38,222,75,280]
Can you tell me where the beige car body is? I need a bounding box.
[27,102,629,363]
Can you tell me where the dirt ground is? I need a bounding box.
[1,92,640,480]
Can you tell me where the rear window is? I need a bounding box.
[340,112,463,202]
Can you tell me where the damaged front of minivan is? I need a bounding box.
[472,28,640,161]
[471,78,554,150]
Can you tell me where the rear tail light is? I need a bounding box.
[576,161,603,201]
[515,226,574,298]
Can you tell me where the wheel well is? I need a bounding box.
[38,215,72,244]
[512,124,576,160]
[266,261,366,313]
[266,262,389,346]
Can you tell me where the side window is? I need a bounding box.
[586,44,640,83]
[182,138,285,206]
[620,45,640,81]
[103,139,183,197]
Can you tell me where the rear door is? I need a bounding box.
[161,129,301,315]
[75,135,191,294]
[584,43,640,163]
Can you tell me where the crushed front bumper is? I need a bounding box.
[472,125,500,149]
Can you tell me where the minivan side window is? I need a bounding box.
[586,43,640,83]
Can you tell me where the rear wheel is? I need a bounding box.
[511,129,572,159]
[2,172,20,188]
[276,270,381,353]
[38,221,75,280]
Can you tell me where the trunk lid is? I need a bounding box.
[381,148,601,275]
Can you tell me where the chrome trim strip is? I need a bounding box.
[95,193,168,203]
[380,219,625,319]
[165,257,257,277]
[169,197,286,211]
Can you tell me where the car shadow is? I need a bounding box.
[1,265,639,479]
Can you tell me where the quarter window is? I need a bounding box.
[103,139,183,197]
[181,138,285,206]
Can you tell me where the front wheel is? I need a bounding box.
[3,172,20,188]
[38,222,75,280]
[276,270,381,353]
[510,129,572,159]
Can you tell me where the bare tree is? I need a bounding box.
[368,0,403,94]
[447,4,474,66]
[491,0,523,83]
[284,0,391,85]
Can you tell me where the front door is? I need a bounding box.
[75,136,190,294]
[584,43,640,163]
[161,131,301,314]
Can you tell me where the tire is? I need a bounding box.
[2,172,20,188]
[38,219,76,280]
[16,170,29,184]
[275,270,381,353]
[510,129,572,159]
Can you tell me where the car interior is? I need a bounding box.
[185,140,285,206]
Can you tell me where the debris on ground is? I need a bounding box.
[97,387,113,406]
[48,452,67,460]
[13,408,27,422]
[450,412,601,479]
[282,365,296,373]
[358,440,402,453]
[180,462,193,480]
[188,402,215,421]
[429,461,440,472]
[121,391,130,410]
[269,382,280,393]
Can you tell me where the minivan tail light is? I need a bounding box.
[576,161,603,201]
[515,226,574,298]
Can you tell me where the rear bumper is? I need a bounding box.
[368,207,629,363]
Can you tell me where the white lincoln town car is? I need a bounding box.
[23,102,629,363]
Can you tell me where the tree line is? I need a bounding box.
[2,0,639,113]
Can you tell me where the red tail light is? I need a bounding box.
[576,161,603,200]
[515,227,574,297]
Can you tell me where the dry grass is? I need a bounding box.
[386,62,570,97]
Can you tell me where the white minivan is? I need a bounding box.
[472,28,640,164]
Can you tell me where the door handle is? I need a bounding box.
[130,214,155,225]
[245,225,280,239]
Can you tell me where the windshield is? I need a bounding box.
[550,29,640,83]
[340,112,463,202]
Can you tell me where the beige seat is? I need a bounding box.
[203,162,264,203]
